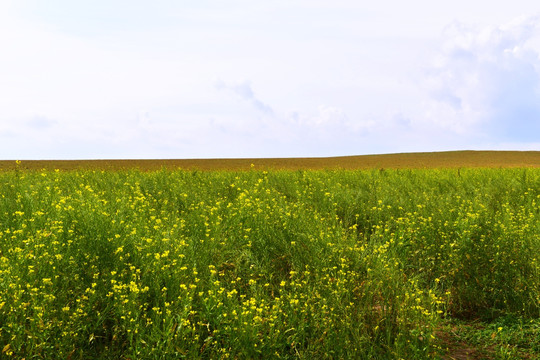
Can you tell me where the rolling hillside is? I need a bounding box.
[1,150,540,171]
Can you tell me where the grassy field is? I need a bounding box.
[0,155,539,358]
[1,150,540,172]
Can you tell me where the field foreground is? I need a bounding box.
[0,166,539,359]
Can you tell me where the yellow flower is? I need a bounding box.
[2,343,13,356]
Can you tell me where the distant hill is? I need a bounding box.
[1,150,540,171]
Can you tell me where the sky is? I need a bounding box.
[1,1,540,159]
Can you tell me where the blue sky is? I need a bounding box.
[1,1,540,159]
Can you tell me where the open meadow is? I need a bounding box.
[1,154,540,359]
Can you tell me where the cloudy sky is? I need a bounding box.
[1,1,540,159]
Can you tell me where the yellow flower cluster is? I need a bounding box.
[0,168,538,358]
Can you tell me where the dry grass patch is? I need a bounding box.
[1,150,540,172]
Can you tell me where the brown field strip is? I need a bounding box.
[1,150,540,171]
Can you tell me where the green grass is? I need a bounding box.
[437,315,540,359]
[0,166,539,358]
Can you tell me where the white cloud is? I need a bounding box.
[26,116,58,130]
[215,80,274,115]
[423,15,540,141]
